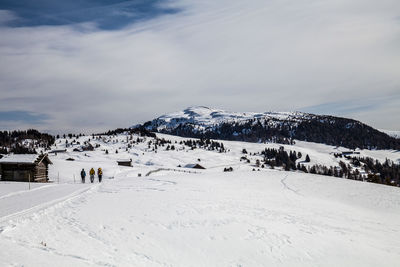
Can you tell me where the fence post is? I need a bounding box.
[74,174,76,184]
[28,173,31,190]
[58,172,59,184]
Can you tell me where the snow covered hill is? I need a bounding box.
[140,106,400,150]
[143,106,313,131]
[0,132,400,266]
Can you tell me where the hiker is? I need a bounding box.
[98,167,103,183]
[89,168,95,183]
[80,168,86,183]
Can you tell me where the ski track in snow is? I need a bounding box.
[0,184,94,221]
[280,174,302,196]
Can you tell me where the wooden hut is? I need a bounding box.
[117,159,132,167]
[0,154,52,182]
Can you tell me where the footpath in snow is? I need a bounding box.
[0,182,93,221]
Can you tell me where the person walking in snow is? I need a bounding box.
[89,168,95,183]
[80,168,86,183]
[98,167,103,183]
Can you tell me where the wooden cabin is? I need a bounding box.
[117,159,132,167]
[0,154,52,182]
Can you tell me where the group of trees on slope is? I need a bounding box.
[252,147,400,187]
[0,129,55,154]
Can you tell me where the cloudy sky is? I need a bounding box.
[0,0,399,133]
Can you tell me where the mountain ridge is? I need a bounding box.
[137,106,400,150]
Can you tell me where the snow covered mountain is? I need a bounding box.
[140,106,400,150]
[144,106,312,130]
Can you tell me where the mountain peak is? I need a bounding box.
[182,106,214,117]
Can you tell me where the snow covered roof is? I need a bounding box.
[0,154,52,165]
[0,154,39,164]
[116,159,132,162]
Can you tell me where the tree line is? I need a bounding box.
[0,129,54,154]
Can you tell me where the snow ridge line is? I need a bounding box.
[0,185,96,226]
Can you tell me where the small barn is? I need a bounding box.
[117,159,132,167]
[0,154,52,182]
[184,163,206,169]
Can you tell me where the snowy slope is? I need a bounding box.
[0,133,399,266]
[43,132,400,183]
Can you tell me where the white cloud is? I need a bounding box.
[0,10,18,25]
[0,0,399,133]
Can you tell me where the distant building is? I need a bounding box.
[73,143,94,152]
[117,159,132,167]
[184,163,206,169]
[0,154,52,182]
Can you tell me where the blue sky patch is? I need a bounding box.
[0,0,180,30]
[0,111,49,124]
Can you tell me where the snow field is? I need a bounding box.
[0,132,399,266]
[1,170,399,266]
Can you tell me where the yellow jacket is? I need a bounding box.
[89,168,95,175]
